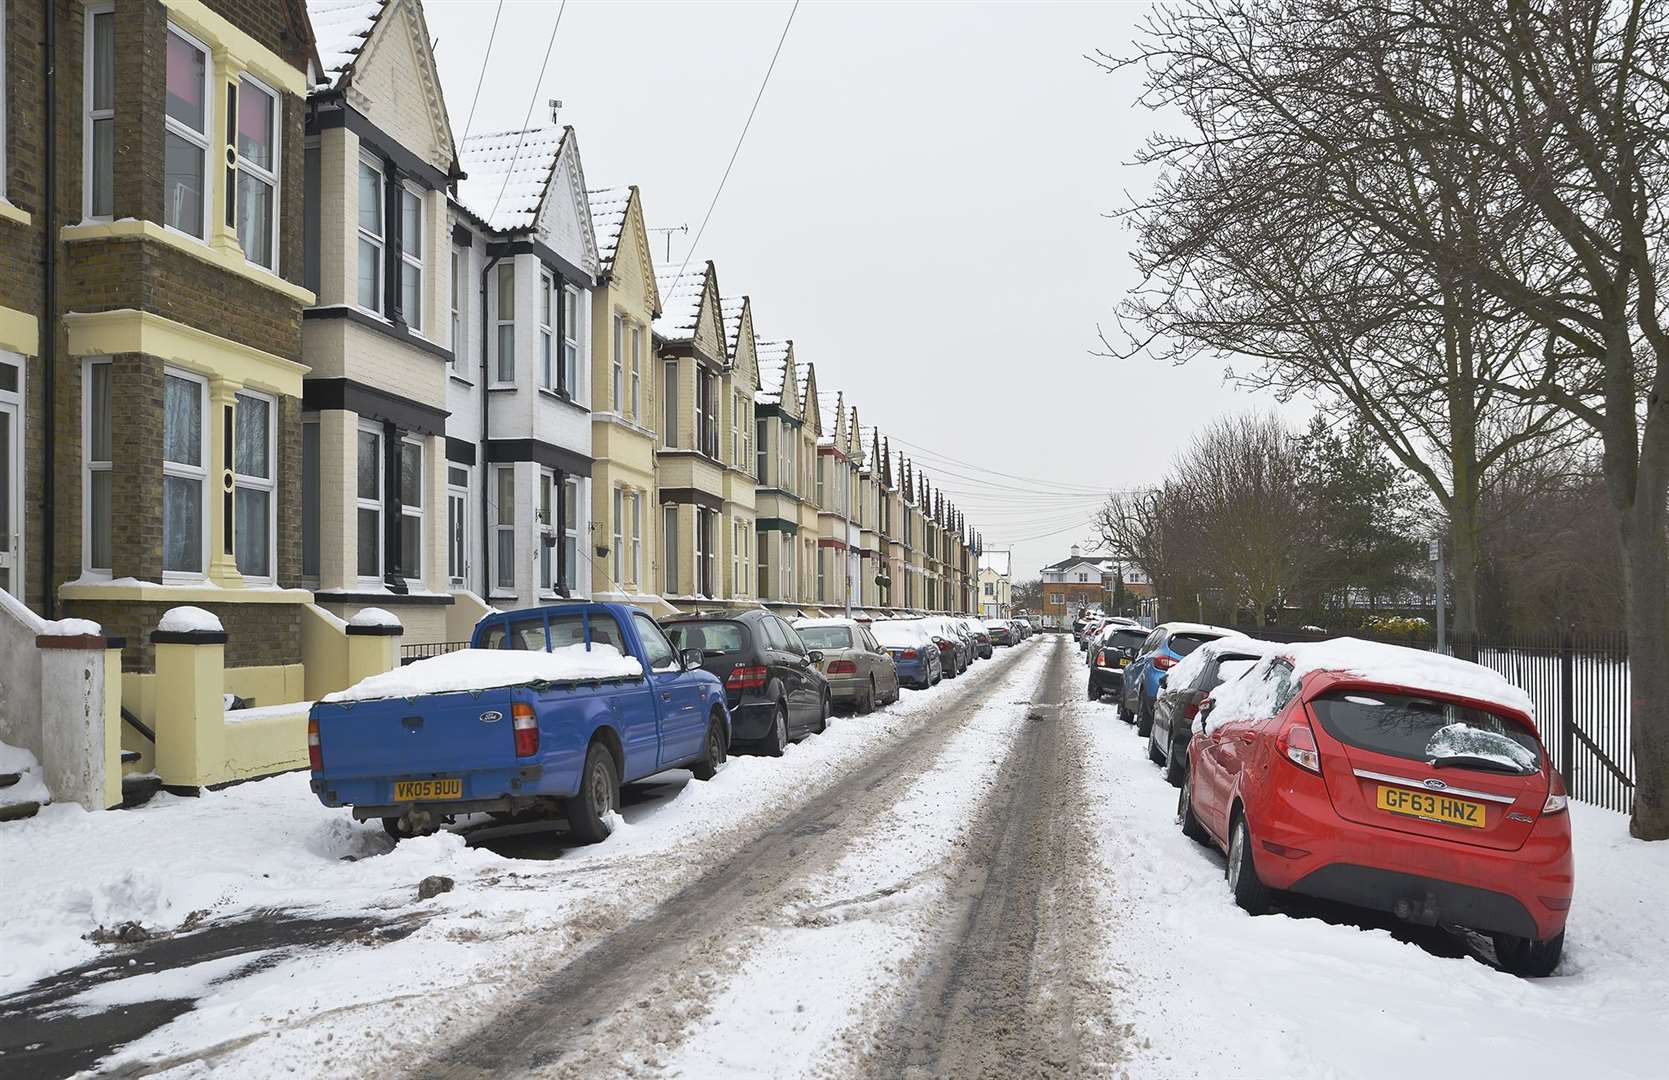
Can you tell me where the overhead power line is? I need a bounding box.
[487,0,569,225]
[459,0,505,143]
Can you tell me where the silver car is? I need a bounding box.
[794,618,901,713]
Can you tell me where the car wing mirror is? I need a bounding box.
[680,648,704,671]
[807,649,825,664]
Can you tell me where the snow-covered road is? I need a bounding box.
[4,633,1666,1079]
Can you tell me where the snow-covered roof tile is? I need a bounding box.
[308,1,384,88]
[654,264,707,341]
[755,341,789,405]
[587,187,631,273]
[457,127,566,232]
[721,297,747,360]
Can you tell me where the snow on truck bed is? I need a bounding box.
[322,644,643,704]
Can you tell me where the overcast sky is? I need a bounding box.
[424,0,1282,581]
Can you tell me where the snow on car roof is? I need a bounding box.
[323,644,643,703]
[794,616,863,629]
[1161,621,1239,638]
[1164,635,1278,693]
[1290,637,1537,719]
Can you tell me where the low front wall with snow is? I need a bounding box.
[38,642,122,810]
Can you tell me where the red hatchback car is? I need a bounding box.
[1179,640,1573,977]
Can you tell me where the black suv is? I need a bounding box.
[663,610,832,756]
[1088,626,1151,702]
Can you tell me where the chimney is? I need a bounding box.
[1070,544,1081,558]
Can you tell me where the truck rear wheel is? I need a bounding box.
[565,743,620,845]
[691,711,727,781]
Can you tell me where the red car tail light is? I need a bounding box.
[900,648,918,660]
[1096,650,1109,667]
[1153,653,1177,670]
[307,718,323,771]
[1183,694,1204,720]
[512,702,539,757]
[726,664,769,690]
[1542,769,1569,814]
[827,660,858,675]
[1278,720,1322,775]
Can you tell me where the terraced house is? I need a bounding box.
[303,0,462,644]
[719,294,757,607]
[754,338,820,614]
[815,392,861,614]
[586,185,663,613]
[451,125,599,612]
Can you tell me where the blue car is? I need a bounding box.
[870,621,944,689]
[1119,622,1236,736]
[310,603,730,844]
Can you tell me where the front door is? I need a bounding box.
[0,353,22,599]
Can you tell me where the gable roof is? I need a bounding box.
[587,187,632,273]
[799,364,820,434]
[721,297,746,361]
[817,391,844,449]
[755,340,792,406]
[654,262,712,343]
[457,126,566,233]
[309,0,384,88]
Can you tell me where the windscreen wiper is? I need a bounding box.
[1428,754,1530,775]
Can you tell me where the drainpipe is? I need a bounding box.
[478,252,500,601]
[41,0,58,618]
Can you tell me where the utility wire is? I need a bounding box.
[487,0,568,226]
[459,0,505,144]
[888,434,1113,495]
[661,0,799,291]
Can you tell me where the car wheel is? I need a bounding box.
[1118,701,1133,725]
[1136,695,1155,738]
[1493,931,1565,978]
[858,678,876,715]
[1147,725,1166,766]
[1087,681,1100,702]
[564,743,620,845]
[1178,769,1210,845]
[1164,736,1187,788]
[764,701,789,756]
[1227,813,1272,915]
[691,711,727,781]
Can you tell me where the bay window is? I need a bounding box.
[84,6,115,219]
[233,391,275,580]
[357,157,384,311]
[356,425,382,580]
[400,186,423,330]
[663,361,678,446]
[563,477,579,590]
[162,371,207,577]
[494,465,515,592]
[163,27,210,238]
[631,493,642,585]
[539,272,554,390]
[612,314,624,412]
[612,486,624,582]
[663,506,679,595]
[630,324,642,418]
[236,77,279,270]
[780,531,794,600]
[733,522,743,597]
[539,470,555,593]
[84,360,112,572]
[562,287,580,394]
[495,262,515,383]
[399,438,422,581]
[756,417,767,481]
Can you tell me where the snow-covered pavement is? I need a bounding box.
[1075,657,1669,1080]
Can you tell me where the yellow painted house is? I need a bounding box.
[587,186,667,614]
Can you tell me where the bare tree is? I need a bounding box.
[1109,0,1669,840]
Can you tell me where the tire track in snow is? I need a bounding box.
[412,640,1053,1080]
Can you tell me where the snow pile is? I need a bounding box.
[348,607,402,631]
[0,741,50,808]
[322,644,643,703]
[38,617,103,637]
[1426,723,1540,771]
[157,606,222,634]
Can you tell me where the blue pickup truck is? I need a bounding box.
[308,602,731,844]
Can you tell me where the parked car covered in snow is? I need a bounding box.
[1087,625,1152,703]
[795,617,900,713]
[1146,637,1276,786]
[984,619,1014,646]
[958,617,994,659]
[664,610,832,755]
[1120,622,1238,733]
[1177,638,1574,977]
[871,620,944,689]
[309,603,730,845]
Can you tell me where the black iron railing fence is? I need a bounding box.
[1227,626,1635,813]
[399,640,470,666]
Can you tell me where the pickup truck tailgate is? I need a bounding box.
[313,689,523,779]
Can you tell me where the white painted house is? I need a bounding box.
[451,126,601,609]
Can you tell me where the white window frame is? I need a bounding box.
[399,183,424,332]
[398,436,423,584]
[731,392,741,466]
[235,74,281,272]
[357,154,386,315]
[563,475,579,592]
[630,323,642,419]
[732,521,742,598]
[562,286,580,395]
[493,464,515,595]
[355,421,384,583]
[161,367,209,581]
[449,247,464,372]
[780,531,793,600]
[611,313,624,413]
[447,464,469,585]
[83,5,115,222]
[663,505,679,595]
[612,485,624,583]
[162,24,212,241]
[741,399,752,477]
[494,261,515,385]
[82,358,113,575]
[663,360,678,447]
[630,492,642,586]
[539,468,556,595]
[756,416,768,482]
[539,272,555,391]
[232,388,277,584]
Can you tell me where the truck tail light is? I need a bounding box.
[727,664,768,690]
[827,660,857,675]
[512,702,539,757]
[307,718,323,771]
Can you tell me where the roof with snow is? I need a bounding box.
[457,127,566,232]
[587,187,631,274]
[755,341,791,405]
[654,264,708,342]
[721,297,748,361]
[817,392,843,448]
[308,0,384,89]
